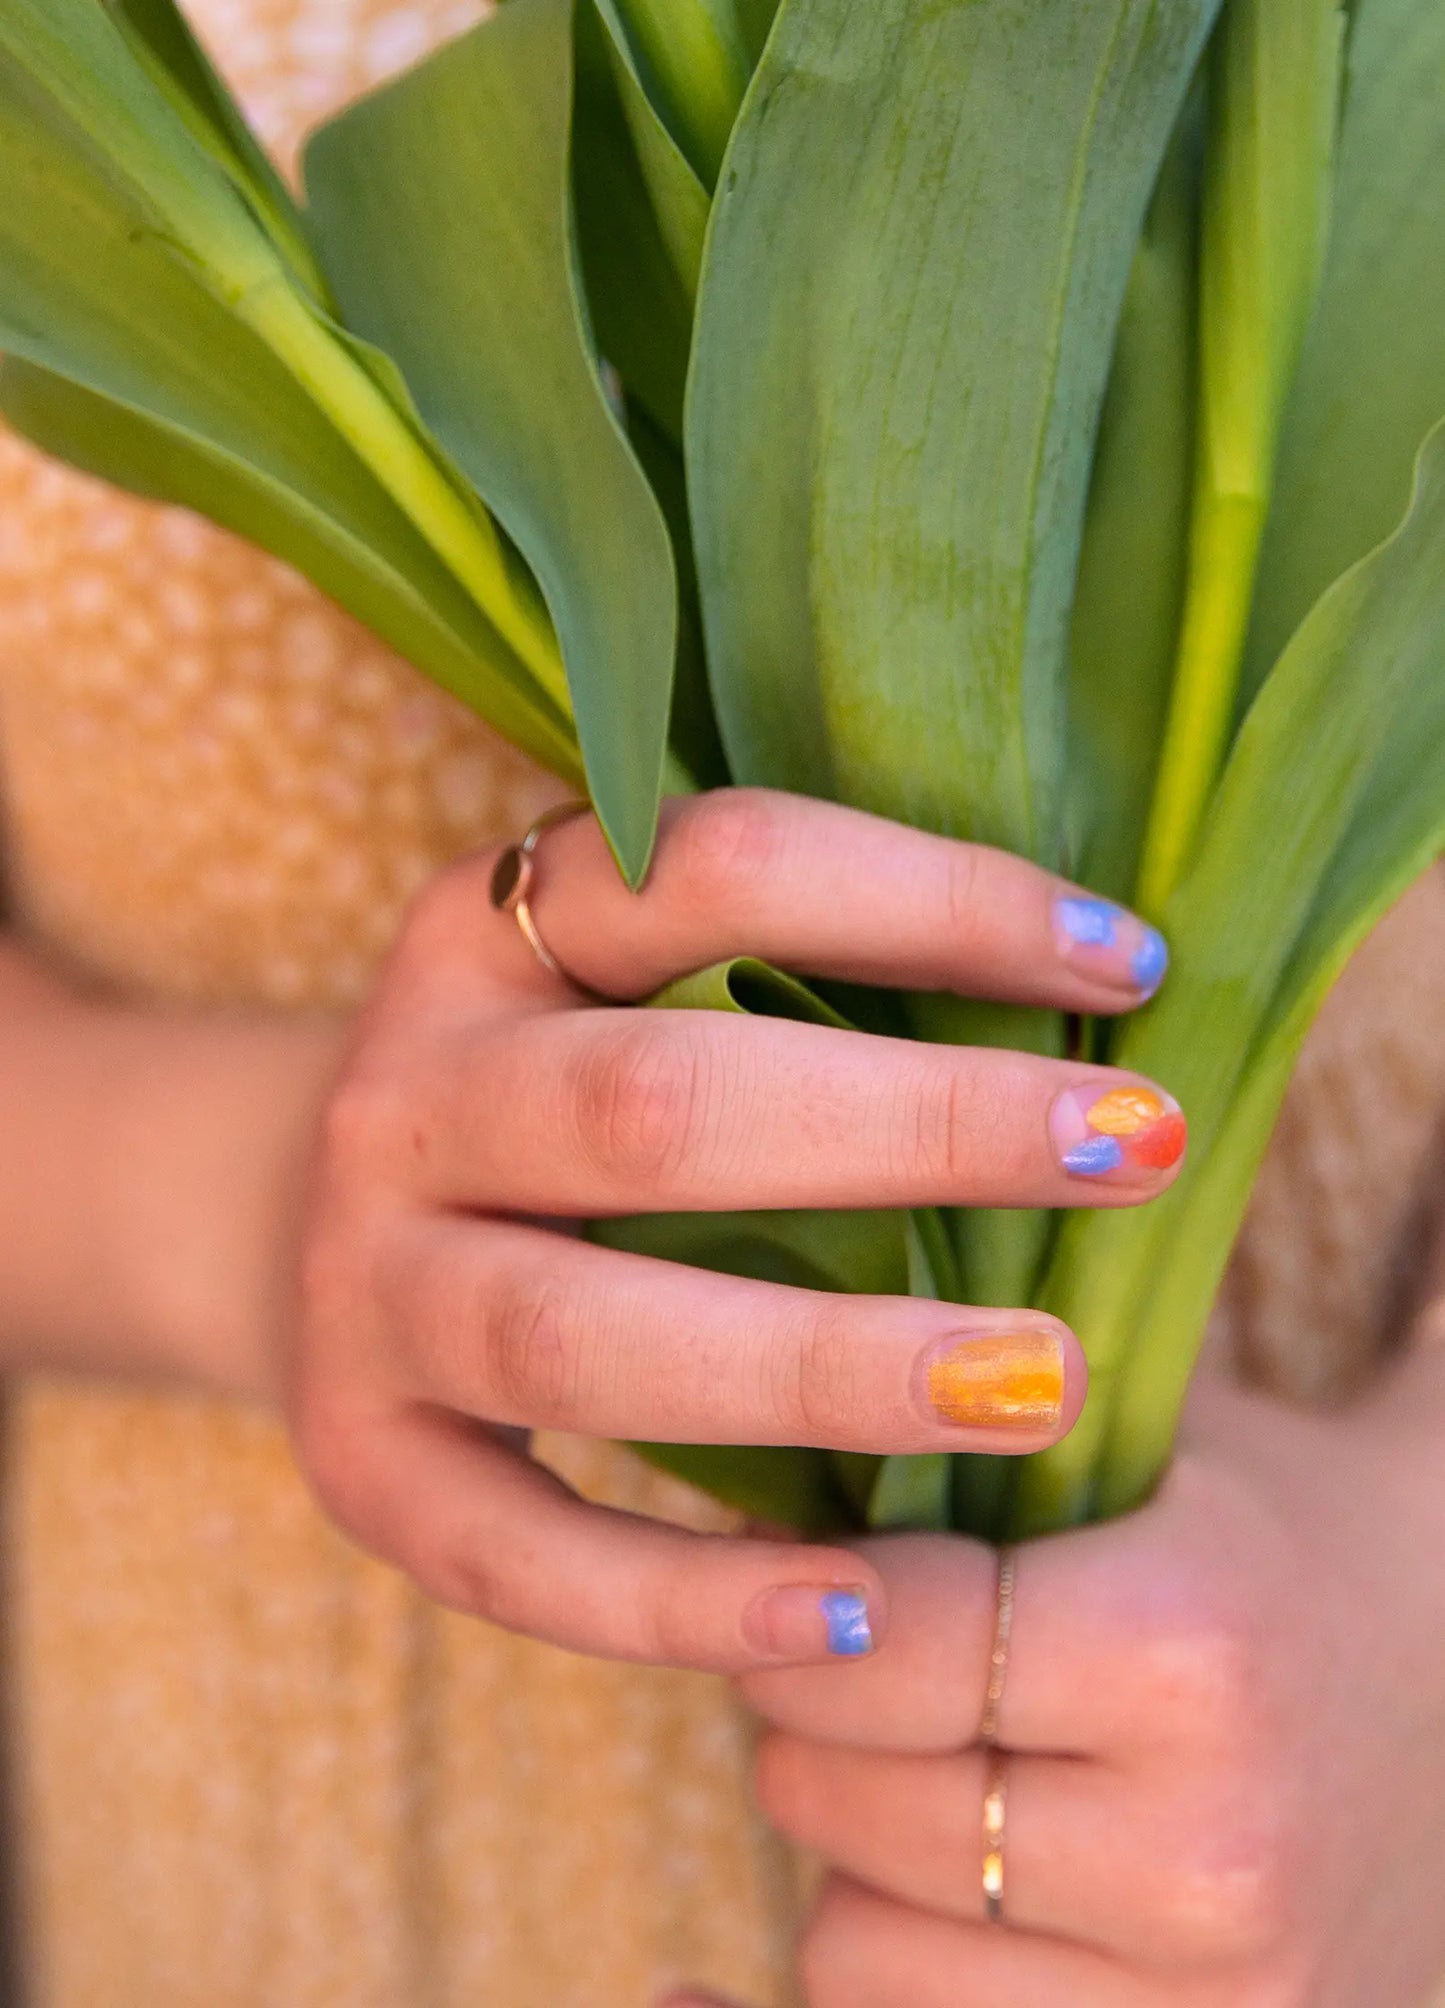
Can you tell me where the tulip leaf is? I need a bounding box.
[589,0,711,298]
[1243,0,1445,685]
[573,0,695,441]
[688,0,1220,867]
[1012,420,1445,1531]
[0,0,579,777]
[1069,111,1199,908]
[304,0,677,886]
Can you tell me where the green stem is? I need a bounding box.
[1133,488,1265,917]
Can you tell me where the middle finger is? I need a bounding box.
[417,1011,1187,1215]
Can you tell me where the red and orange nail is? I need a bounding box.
[1051,1081,1187,1180]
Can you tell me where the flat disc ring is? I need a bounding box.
[489,801,601,996]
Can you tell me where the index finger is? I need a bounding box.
[468,789,1169,1013]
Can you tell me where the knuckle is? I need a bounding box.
[665,788,789,914]
[940,841,986,936]
[563,1020,708,1187]
[1135,1563,1267,1748]
[317,1061,411,1182]
[480,1260,582,1422]
[1154,1807,1294,1963]
[415,1541,516,1629]
[781,1299,870,1443]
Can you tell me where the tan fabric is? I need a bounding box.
[0,2,1442,2003]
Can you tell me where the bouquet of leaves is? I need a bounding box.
[5,0,1445,1539]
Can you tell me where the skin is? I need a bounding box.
[0,788,1177,1671]
[663,1320,1445,2006]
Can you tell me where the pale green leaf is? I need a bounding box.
[304,0,678,885]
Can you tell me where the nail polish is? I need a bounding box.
[1051,1081,1187,1180]
[744,1584,876,1662]
[923,1328,1065,1432]
[1053,895,1169,998]
[819,1589,874,1657]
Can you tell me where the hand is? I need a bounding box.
[289,787,1181,1671]
[724,1360,1445,2004]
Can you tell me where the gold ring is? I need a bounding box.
[979,1547,1015,1927]
[489,801,595,990]
[981,1747,1008,1925]
[979,1546,1016,1746]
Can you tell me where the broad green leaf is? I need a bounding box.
[1069,114,1198,908]
[1011,422,1445,1533]
[689,0,1221,869]
[1134,0,1347,915]
[1243,0,1445,685]
[0,0,578,778]
[590,0,711,298]
[304,0,677,886]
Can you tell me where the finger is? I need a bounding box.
[740,1528,1209,1757]
[316,1401,892,1672]
[800,1876,1163,2008]
[416,1010,1186,1214]
[381,1215,1086,1456]
[757,1736,1257,1970]
[466,789,1169,1011]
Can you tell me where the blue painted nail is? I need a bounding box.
[1130,927,1169,996]
[820,1589,874,1657]
[1055,895,1119,948]
[1061,1133,1126,1176]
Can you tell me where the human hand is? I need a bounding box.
[290,787,1181,1672]
[719,1362,1445,2004]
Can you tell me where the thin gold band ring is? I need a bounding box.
[489,801,596,991]
[979,1547,1016,1925]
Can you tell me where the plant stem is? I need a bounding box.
[1133,489,1265,916]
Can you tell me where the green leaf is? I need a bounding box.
[1069,109,1199,907]
[1134,0,1347,916]
[626,1440,855,1534]
[1243,0,1445,686]
[688,0,1221,869]
[573,0,695,441]
[1011,420,1445,1532]
[0,359,581,778]
[0,0,579,778]
[589,0,711,298]
[106,0,327,297]
[602,0,749,186]
[304,0,678,886]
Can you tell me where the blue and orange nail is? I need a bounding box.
[1051,1081,1187,1181]
[1054,895,1169,998]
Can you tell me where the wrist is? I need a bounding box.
[99,1008,345,1405]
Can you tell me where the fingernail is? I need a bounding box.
[1053,894,1169,998]
[921,1326,1065,1433]
[1050,1080,1187,1180]
[744,1584,876,1662]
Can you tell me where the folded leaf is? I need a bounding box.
[589,0,711,299]
[304,0,678,886]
